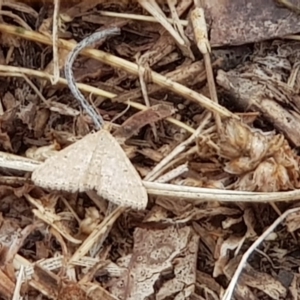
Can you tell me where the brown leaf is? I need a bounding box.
[17,102,37,130]
[2,92,17,111]
[33,108,50,138]
[114,104,176,140]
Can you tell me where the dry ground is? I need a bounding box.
[0,1,300,300]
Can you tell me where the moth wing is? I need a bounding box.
[32,133,99,193]
[84,131,148,210]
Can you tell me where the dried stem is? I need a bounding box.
[0,23,237,119]
[222,207,300,300]
[0,65,194,133]
[51,0,60,84]
[1,152,300,203]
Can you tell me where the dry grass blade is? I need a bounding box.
[155,163,189,183]
[24,194,82,244]
[64,28,121,129]
[1,151,300,203]
[97,10,189,26]
[51,0,60,84]
[12,266,24,300]
[0,23,236,119]
[138,0,186,46]
[0,10,32,30]
[144,181,300,202]
[145,111,211,181]
[2,3,300,299]
[0,65,194,133]
[191,6,222,132]
[222,207,300,300]
[69,206,125,264]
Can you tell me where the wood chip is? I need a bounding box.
[202,0,300,47]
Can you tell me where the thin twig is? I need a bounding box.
[0,65,195,133]
[138,0,185,46]
[136,56,158,140]
[97,10,189,26]
[191,6,222,132]
[155,163,189,183]
[51,0,60,84]
[145,111,211,181]
[221,207,300,300]
[1,152,300,203]
[69,206,125,263]
[12,265,24,300]
[0,23,236,119]
[273,0,300,14]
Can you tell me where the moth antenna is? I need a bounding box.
[65,28,121,130]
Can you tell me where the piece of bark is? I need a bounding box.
[201,0,300,46]
[114,104,176,140]
[30,264,60,299]
[217,69,300,146]
[0,269,15,300]
[109,226,198,300]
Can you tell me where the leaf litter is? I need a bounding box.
[1,1,300,300]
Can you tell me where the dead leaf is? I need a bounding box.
[114,104,176,140]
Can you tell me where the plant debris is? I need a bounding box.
[1,1,300,300]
